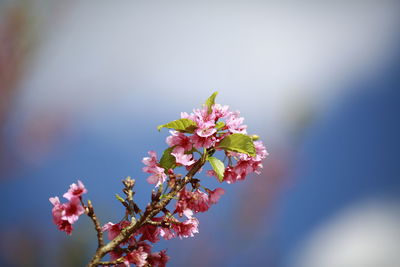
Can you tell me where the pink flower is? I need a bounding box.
[212,104,230,119]
[63,180,87,200]
[234,160,252,179]
[159,227,176,240]
[49,197,74,235]
[142,150,158,169]
[225,111,247,134]
[147,166,167,186]
[158,214,200,240]
[219,161,252,184]
[190,134,216,149]
[57,220,74,235]
[136,224,161,243]
[61,196,85,224]
[101,222,115,233]
[182,209,193,219]
[171,147,195,166]
[183,103,229,125]
[102,221,130,241]
[136,241,153,254]
[50,197,62,220]
[236,140,267,175]
[124,246,148,267]
[190,189,210,212]
[220,166,238,184]
[207,188,225,204]
[166,131,192,151]
[175,188,210,216]
[193,105,215,124]
[183,105,216,127]
[173,218,199,238]
[180,111,195,121]
[148,250,170,267]
[49,181,88,234]
[253,140,269,162]
[209,140,267,183]
[174,188,193,216]
[195,121,216,138]
[142,151,167,187]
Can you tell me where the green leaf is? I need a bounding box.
[157,118,197,133]
[205,91,218,114]
[207,156,225,182]
[215,121,225,130]
[217,133,256,156]
[159,146,176,171]
[115,194,125,203]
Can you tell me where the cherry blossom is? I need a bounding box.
[195,121,217,138]
[61,196,85,224]
[171,147,195,166]
[147,250,170,267]
[63,180,87,200]
[142,150,167,187]
[159,227,176,240]
[175,188,215,216]
[190,134,216,149]
[49,181,88,235]
[102,221,131,241]
[49,197,74,235]
[207,188,225,204]
[173,217,199,239]
[136,224,161,243]
[124,247,148,267]
[166,131,192,151]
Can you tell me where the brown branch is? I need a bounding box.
[98,257,125,266]
[87,151,209,267]
[145,220,171,227]
[87,200,105,249]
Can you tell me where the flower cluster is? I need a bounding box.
[142,151,167,187]
[209,140,268,183]
[100,184,223,265]
[49,180,87,235]
[146,93,268,186]
[101,221,170,267]
[49,92,268,267]
[171,103,246,152]
[174,187,225,217]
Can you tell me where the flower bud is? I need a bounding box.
[250,134,260,141]
[123,176,135,189]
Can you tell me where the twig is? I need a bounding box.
[98,257,125,266]
[86,200,105,249]
[145,220,171,227]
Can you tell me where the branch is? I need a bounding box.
[145,220,171,227]
[98,257,125,266]
[87,152,209,267]
[86,200,105,249]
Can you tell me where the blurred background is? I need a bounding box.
[1,1,400,266]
